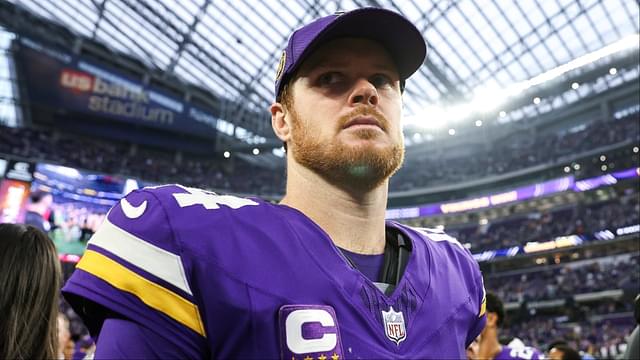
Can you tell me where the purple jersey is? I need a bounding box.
[62,185,486,359]
[495,346,544,360]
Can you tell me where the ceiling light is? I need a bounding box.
[533,97,541,104]
[252,148,259,155]
[609,67,617,75]
[223,151,231,158]
[564,166,571,173]
[499,111,506,118]
[571,82,580,89]
[633,146,639,153]
[601,165,608,171]
[475,120,483,127]
[573,163,580,170]
[448,128,456,135]
[600,155,606,161]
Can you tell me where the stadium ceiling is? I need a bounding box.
[7,0,640,142]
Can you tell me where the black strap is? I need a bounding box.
[380,228,412,287]
[338,228,412,295]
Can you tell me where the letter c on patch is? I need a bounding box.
[285,309,337,354]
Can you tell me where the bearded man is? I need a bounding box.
[63,8,486,358]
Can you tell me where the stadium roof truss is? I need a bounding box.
[5,0,640,148]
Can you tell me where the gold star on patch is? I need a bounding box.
[331,353,340,360]
[318,355,327,360]
[304,356,313,360]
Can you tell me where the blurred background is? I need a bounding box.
[0,0,638,358]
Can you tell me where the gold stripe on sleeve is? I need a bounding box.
[77,249,205,337]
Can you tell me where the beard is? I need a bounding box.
[289,105,404,192]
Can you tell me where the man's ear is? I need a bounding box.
[271,102,291,143]
[486,312,498,327]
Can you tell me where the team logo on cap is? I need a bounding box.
[275,50,286,81]
[382,306,406,345]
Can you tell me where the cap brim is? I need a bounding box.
[301,8,426,81]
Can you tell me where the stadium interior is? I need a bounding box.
[0,0,638,358]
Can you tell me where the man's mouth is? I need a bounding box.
[343,116,384,130]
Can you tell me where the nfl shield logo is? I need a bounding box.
[382,306,407,345]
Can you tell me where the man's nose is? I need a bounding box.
[348,79,379,106]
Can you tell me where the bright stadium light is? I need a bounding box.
[634,146,639,153]
[223,151,231,158]
[573,163,581,170]
[609,67,618,75]
[409,34,639,131]
[475,120,483,127]
[404,106,448,129]
[601,165,608,171]
[533,97,541,104]
[571,82,580,89]
[448,128,456,136]
[252,148,260,155]
[600,155,606,161]
[564,166,571,173]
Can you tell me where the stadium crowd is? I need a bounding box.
[391,113,639,191]
[486,254,640,303]
[1,113,637,195]
[443,186,640,253]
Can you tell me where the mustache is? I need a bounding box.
[339,106,389,131]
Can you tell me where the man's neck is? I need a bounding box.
[281,162,389,255]
[478,329,502,360]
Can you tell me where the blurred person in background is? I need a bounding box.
[0,223,61,359]
[471,292,543,359]
[58,312,74,360]
[25,190,53,234]
[548,343,582,360]
[622,294,640,360]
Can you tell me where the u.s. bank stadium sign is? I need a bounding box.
[16,38,219,139]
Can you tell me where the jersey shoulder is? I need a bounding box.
[61,184,264,343]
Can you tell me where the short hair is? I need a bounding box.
[485,292,505,327]
[550,344,581,360]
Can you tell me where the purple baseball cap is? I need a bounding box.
[274,7,426,100]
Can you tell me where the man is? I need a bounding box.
[24,190,53,233]
[547,344,582,360]
[472,292,542,360]
[63,8,486,358]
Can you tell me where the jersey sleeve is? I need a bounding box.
[62,186,206,354]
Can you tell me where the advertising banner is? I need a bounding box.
[16,38,218,139]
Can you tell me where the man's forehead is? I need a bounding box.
[299,38,398,73]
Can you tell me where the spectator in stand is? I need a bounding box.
[0,223,61,359]
[25,190,54,234]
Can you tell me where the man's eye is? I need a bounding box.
[318,72,342,86]
[371,74,393,88]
